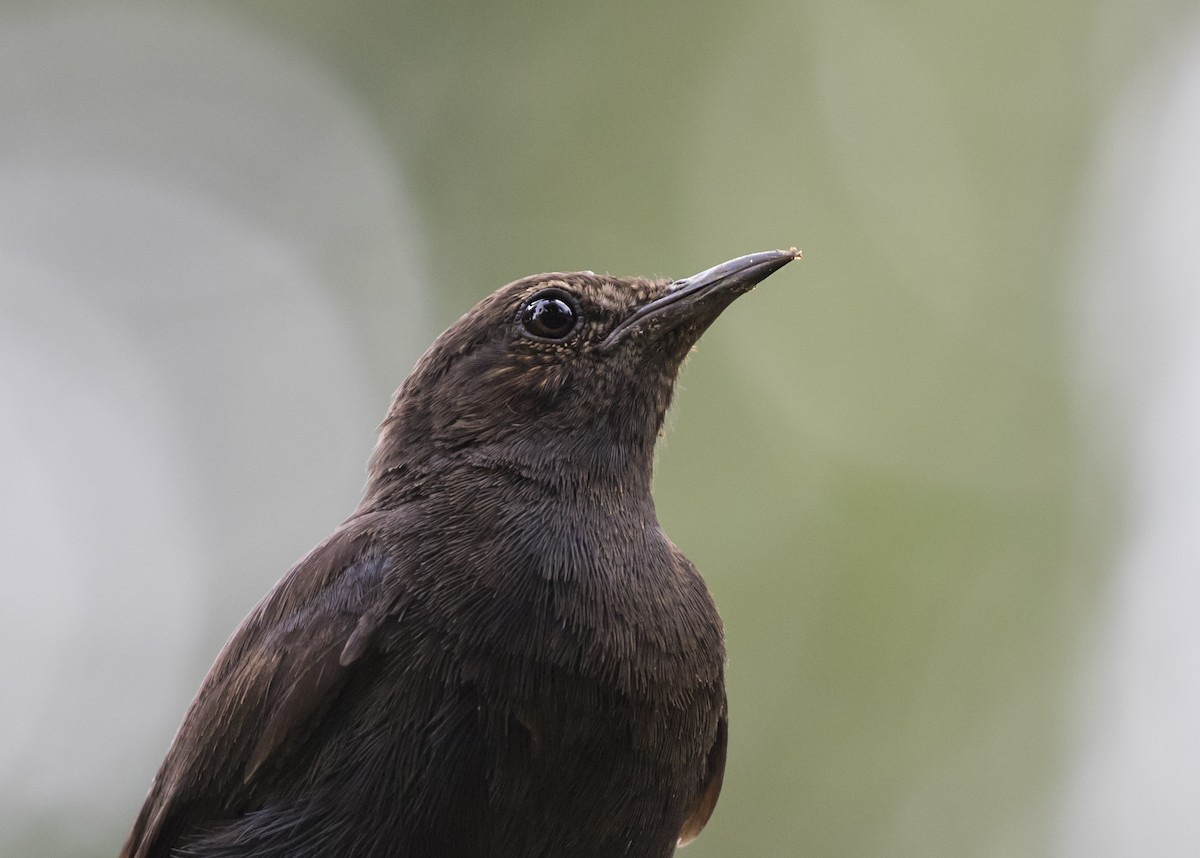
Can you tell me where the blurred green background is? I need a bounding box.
[3,1,1197,856]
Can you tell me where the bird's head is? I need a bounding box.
[367,249,799,500]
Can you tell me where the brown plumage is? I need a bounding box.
[121,249,800,858]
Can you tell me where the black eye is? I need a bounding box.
[519,289,579,340]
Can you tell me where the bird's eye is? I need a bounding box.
[519,289,579,341]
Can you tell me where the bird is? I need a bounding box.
[120,248,801,858]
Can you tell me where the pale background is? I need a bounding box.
[2,2,1199,856]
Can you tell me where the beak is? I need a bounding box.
[603,248,801,347]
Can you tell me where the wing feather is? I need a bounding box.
[121,513,399,858]
[677,703,728,847]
